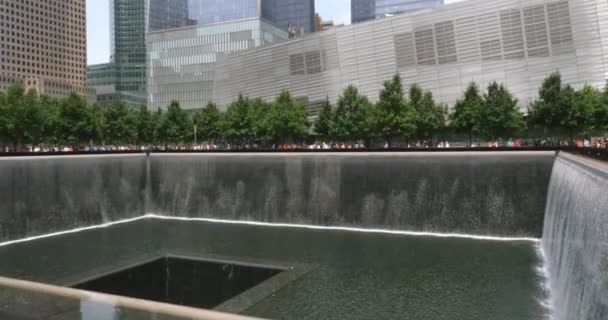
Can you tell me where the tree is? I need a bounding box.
[575,85,601,135]
[314,99,334,140]
[371,74,414,143]
[221,94,255,144]
[596,82,608,132]
[88,103,105,144]
[56,92,95,148]
[480,82,526,139]
[0,84,47,149]
[103,100,136,145]
[528,72,565,132]
[133,106,155,145]
[152,109,164,144]
[450,82,483,144]
[157,101,191,144]
[250,98,272,144]
[411,85,446,142]
[267,90,310,144]
[193,102,221,143]
[558,85,594,138]
[331,85,372,142]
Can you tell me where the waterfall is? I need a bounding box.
[0,152,555,241]
[542,152,608,320]
[149,152,554,237]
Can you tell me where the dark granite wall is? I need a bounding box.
[149,152,555,237]
[0,152,556,241]
[0,155,148,241]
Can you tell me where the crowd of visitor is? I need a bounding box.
[2,136,608,153]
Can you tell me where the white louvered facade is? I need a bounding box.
[210,0,608,114]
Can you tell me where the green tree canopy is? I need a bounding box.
[89,103,105,144]
[331,85,372,142]
[221,94,255,144]
[562,85,595,137]
[480,82,525,139]
[57,91,95,148]
[158,101,191,144]
[152,109,164,144]
[576,85,602,135]
[267,90,310,144]
[597,82,608,132]
[250,98,272,144]
[314,99,334,140]
[0,84,50,148]
[411,85,446,141]
[372,74,414,142]
[103,100,136,145]
[528,72,565,131]
[38,94,60,146]
[193,102,221,143]
[450,82,483,143]
[133,105,155,145]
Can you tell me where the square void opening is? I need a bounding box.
[72,257,283,309]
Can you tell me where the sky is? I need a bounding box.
[87,0,463,65]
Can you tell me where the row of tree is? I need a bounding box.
[0,72,607,149]
[0,86,310,149]
[315,72,608,144]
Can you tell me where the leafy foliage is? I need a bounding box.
[157,101,191,144]
[372,75,411,142]
[57,92,96,148]
[479,82,525,139]
[528,72,563,130]
[267,91,310,144]
[193,102,221,143]
[103,100,136,144]
[314,99,334,140]
[221,95,255,144]
[450,82,484,143]
[1,71,605,149]
[411,84,446,141]
[331,85,372,142]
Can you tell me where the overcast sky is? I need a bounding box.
[86,0,464,65]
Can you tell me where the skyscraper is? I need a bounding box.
[87,0,147,105]
[0,0,87,96]
[262,0,316,34]
[351,0,444,24]
[351,0,375,24]
[146,0,315,35]
[146,0,290,111]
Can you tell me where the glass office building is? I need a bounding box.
[111,0,147,95]
[147,0,314,34]
[351,0,376,24]
[145,0,317,110]
[147,19,288,111]
[352,0,444,23]
[262,0,316,34]
[86,0,147,105]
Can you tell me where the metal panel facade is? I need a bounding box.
[213,0,608,113]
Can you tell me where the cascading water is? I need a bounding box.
[542,152,608,320]
[0,152,555,241]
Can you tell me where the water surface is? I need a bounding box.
[0,219,548,320]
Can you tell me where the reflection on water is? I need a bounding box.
[0,219,548,320]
